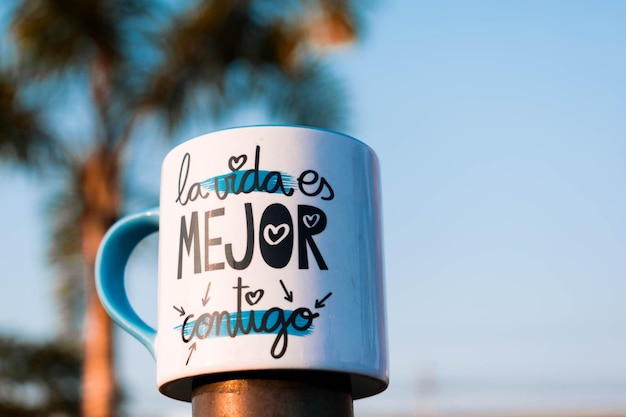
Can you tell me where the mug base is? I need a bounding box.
[159,368,388,402]
[191,370,353,417]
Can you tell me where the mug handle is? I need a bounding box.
[95,208,160,358]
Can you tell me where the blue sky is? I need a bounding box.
[2,1,626,415]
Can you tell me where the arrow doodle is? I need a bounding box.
[186,342,197,365]
[279,280,293,302]
[173,305,186,316]
[201,282,211,306]
[315,292,333,308]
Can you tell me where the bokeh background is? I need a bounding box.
[2,1,626,416]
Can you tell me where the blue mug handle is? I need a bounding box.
[95,208,160,358]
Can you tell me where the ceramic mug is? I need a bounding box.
[95,125,388,401]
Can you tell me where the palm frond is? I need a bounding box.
[0,336,81,416]
[312,0,372,46]
[260,62,348,130]
[136,0,374,133]
[11,0,150,76]
[0,71,51,165]
[47,171,85,337]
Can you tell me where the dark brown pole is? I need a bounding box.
[191,371,354,417]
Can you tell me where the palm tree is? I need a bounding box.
[0,1,369,417]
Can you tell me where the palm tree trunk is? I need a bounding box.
[81,273,116,417]
[79,148,121,417]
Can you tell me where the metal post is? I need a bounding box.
[191,371,353,417]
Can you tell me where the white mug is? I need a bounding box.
[96,125,388,401]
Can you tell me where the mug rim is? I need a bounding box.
[167,124,374,154]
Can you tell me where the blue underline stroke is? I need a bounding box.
[200,171,298,194]
[173,310,314,338]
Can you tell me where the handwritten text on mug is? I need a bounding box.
[172,144,336,361]
[175,147,332,279]
[176,146,334,205]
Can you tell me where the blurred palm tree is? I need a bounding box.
[0,1,369,417]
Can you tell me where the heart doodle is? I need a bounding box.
[228,154,247,171]
[303,214,320,229]
[263,224,290,245]
[245,289,264,305]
